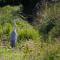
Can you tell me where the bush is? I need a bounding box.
[18,28,40,41]
[16,20,40,42]
[3,23,12,36]
[49,19,60,41]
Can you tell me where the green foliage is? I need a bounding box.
[18,28,40,41]
[16,19,40,42]
[35,2,60,42]
[0,6,40,43]
[0,19,40,43]
[3,23,12,35]
[0,42,60,60]
[49,19,60,41]
[44,44,60,60]
[0,1,60,60]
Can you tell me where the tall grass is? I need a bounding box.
[0,2,60,60]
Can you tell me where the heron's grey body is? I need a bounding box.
[10,20,17,48]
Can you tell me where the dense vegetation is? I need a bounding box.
[0,0,60,60]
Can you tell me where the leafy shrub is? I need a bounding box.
[39,17,56,42]
[49,19,60,41]
[3,23,12,36]
[18,28,40,42]
[16,20,40,42]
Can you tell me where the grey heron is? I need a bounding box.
[10,19,17,48]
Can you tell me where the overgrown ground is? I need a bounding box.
[0,2,60,60]
[0,41,60,60]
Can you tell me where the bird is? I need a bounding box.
[10,19,17,48]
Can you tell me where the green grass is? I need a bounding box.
[0,48,24,60]
[0,2,60,60]
[0,41,60,60]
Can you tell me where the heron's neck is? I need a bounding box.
[13,26,16,32]
[13,19,16,32]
